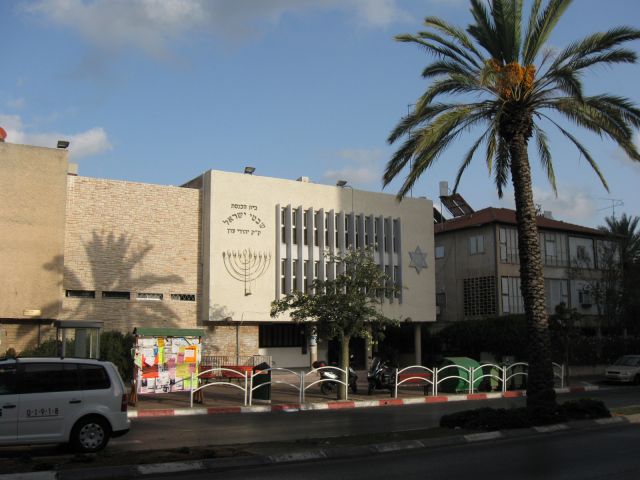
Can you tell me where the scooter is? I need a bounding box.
[313,360,358,395]
[367,356,396,395]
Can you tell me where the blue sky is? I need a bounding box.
[2,0,639,227]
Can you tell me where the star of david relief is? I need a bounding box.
[409,246,428,274]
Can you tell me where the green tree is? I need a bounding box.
[384,0,640,415]
[270,249,399,399]
[599,213,640,334]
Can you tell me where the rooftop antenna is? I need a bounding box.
[598,198,624,219]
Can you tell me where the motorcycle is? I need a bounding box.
[367,356,396,395]
[313,359,358,395]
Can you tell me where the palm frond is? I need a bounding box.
[396,35,477,70]
[421,60,477,80]
[551,27,640,70]
[387,107,495,196]
[532,124,557,194]
[494,136,511,197]
[424,16,485,61]
[416,30,483,69]
[453,129,491,193]
[522,0,571,65]
[545,116,610,191]
[491,0,522,63]
[468,0,502,60]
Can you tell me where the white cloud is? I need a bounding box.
[25,0,411,60]
[323,148,384,187]
[0,114,111,161]
[499,186,597,225]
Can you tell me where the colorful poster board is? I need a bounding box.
[132,329,203,395]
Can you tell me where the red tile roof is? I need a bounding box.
[434,207,605,236]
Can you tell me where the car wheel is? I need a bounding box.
[367,382,374,395]
[70,416,111,453]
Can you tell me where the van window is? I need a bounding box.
[20,363,80,394]
[0,364,17,395]
[79,364,111,390]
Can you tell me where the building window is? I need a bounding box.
[345,215,350,247]
[544,278,568,313]
[102,291,130,300]
[303,210,309,246]
[65,290,95,299]
[499,227,519,263]
[303,260,309,293]
[501,277,523,314]
[171,294,196,302]
[355,215,360,246]
[435,246,445,259]
[335,214,340,246]
[393,265,401,298]
[259,324,304,348]
[541,232,567,266]
[365,216,371,245]
[436,292,446,316]
[292,260,299,291]
[578,288,594,307]
[325,213,330,245]
[463,276,497,317]
[469,235,484,255]
[292,209,298,245]
[314,213,319,246]
[374,221,379,250]
[281,259,286,294]
[137,292,163,301]
[393,219,400,253]
[281,209,286,242]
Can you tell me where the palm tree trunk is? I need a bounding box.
[509,133,557,415]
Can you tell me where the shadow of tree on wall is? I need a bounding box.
[23,231,189,351]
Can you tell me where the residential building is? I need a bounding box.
[434,207,617,327]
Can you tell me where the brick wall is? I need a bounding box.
[202,324,259,357]
[60,176,202,333]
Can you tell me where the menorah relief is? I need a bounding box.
[222,249,272,296]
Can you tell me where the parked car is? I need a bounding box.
[604,355,640,384]
[0,357,130,452]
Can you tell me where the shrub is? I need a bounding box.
[100,331,135,381]
[560,398,610,420]
[440,407,533,430]
[440,399,609,431]
[18,331,134,381]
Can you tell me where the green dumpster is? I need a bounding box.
[438,357,483,393]
[252,362,271,402]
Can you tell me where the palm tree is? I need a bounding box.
[384,0,640,415]
[599,214,640,333]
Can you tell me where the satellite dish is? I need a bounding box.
[0,127,6,142]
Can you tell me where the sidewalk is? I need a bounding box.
[127,372,604,418]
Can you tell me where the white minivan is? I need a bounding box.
[0,357,130,452]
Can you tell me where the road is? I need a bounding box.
[159,423,640,480]
[106,385,640,452]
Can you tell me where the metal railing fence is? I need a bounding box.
[188,362,564,407]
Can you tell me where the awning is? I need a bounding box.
[133,327,205,338]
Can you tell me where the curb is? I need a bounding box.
[1,414,629,480]
[127,385,599,418]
